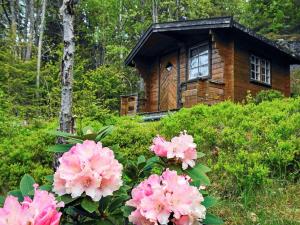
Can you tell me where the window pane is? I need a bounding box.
[190,68,198,79]
[200,53,208,65]
[199,65,208,77]
[190,57,198,68]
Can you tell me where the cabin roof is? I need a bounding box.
[125,16,300,66]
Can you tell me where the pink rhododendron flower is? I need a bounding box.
[150,131,197,170]
[53,140,123,201]
[0,184,63,225]
[126,169,206,225]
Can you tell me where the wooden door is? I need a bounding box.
[159,52,177,111]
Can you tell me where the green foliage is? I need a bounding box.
[0,120,56,194]
[103,98,300,194]
[291,68,300,96]
[253,90,284,104]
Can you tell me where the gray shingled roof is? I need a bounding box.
[125,16,300,66]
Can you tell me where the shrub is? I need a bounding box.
[102,98,300,194]
[254,89,284,104]
[0,120,56,194]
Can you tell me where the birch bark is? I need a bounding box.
[25,0,34,60]
[54,0,76,168]
[36,0,47,98]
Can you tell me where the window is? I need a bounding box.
[250,55,271,85]
[189,44,209,79]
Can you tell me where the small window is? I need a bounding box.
[250,54,271,85]
[189,44,209,79]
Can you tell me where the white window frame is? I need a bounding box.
[250,54,271,85]
[189,44,209,80]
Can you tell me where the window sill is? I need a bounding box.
[186,76,210,83]
[250,80,271,87]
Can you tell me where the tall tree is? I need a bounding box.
[152,0,158,23]
[9,0,17,57]
[25,0,34,60]
[58,0,76,140]
[36,0,47,98]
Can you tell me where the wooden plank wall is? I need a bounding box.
[181,30,234,107]
[133,30,290,113]
[234,39,290,102]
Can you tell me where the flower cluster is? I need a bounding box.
[0,184,64,225]
[150,131,197,170]
[53,140,123,201]
[126,169,206,225]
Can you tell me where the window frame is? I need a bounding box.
[250,54,271,86]
[188,42,211,81]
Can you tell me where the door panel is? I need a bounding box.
[159,52,177,111]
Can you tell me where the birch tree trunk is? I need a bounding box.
[25,0,34,60]
[36,0,47,98]
[152,0,158,23]
[9,0,17,57]
[54,0,76,168]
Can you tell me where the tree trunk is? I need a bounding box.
[54,0,76,168]
[25,0,34,60]
[9,0,17,57]
[176,0,180,20]
[152,0,158,23]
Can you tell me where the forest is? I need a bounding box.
[0,0,300,225]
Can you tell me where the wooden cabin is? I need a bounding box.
[121,17,300,115]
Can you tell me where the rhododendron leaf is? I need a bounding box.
[60,195,79,204]
[0,195,5,207]
[186,163,211,186]
[108,195,128,212]
[203,213,224,224]
[137,155,146,165]
[20,174,35,196]
[48,130,83,142]
[122,205,135,217]
[95,125,114,141]
[202,196,218,208]
[47,144,74,153]
[197,152,206,158]
[39,184,52,191]
[99,196,110,211]
[8,190,24,202]
[189,171,211,186]
[44,175,54,183]
[81,197,99,213]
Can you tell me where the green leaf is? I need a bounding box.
[197,152,206,158]
[39,184,52,191]
[202,196,218,208]
[0,196,5,207]
[190,172,211,186]
[186,163,211,186]
[8,190,24,202]
[81,197,99,213]
[122,205,135,217]
[108,195,128,212]
[95,125,114,141]
[203,213,224,225]
[20,174,35,196]
[47,144,73,153]
[60,195,79,204]
[137,155,146,165]
[44,175,54,183]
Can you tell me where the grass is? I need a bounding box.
[213,182,300,225]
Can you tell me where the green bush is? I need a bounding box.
[0,120,56,194]
[253,90,284,104]
[103,98,300,194]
